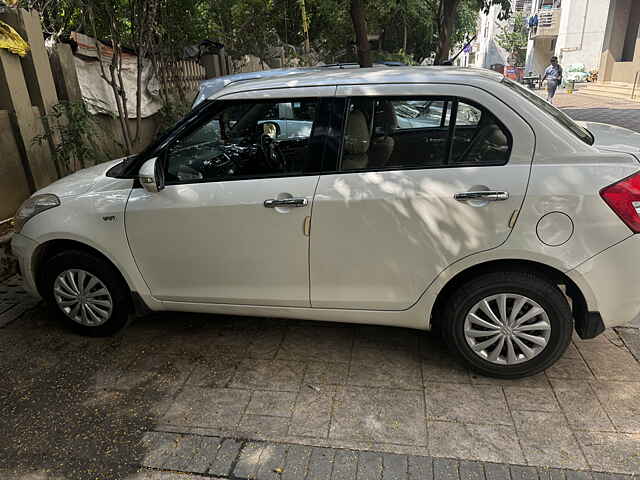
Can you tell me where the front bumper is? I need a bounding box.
[10,233,41,299]
[569,234,640,329]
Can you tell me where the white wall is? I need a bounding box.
[475,5,510,68]
[555,0,611,70]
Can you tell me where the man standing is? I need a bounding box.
[542,56,563,104]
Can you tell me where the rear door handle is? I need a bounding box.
[454,191,509,202]
[264,198,309,208]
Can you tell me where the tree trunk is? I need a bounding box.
[350,0,372,67]
[435,0,459,65]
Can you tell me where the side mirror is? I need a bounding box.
[139,157,165,193]
[261,121,281,139]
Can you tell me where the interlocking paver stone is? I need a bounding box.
[590,380,640,433]
[425,383,512,425]
[208,438,242,476]
[503,387,559,412]
[510,465,540,480]
[357,451,382,480]
[331,386,427,445]
[575,431,640,475]
[382,453,407,480]
[255,443,287,480]
[458,460,485,480]
[332,449,358,480]
[433,458,459,480]
[513,411,588,470]
[407,456,433,480]
[233,441,265,479]
[289,384,336,438]
[307,447,335,480]
[282,444,312,480]
[549,379,615,432]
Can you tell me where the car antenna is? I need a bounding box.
[437,34,476,66]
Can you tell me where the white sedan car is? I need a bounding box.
[11,67,640,378]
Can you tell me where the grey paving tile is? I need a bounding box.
[510,465,540,480]
[140,431,179,469]
[115,355,195,391]
[233,441,265,479]
[238,414,290,437]
[421,357,471,384]
[577,343,640,382]
[428,421,524,464]
[354,325,419,350]
[575,431,640,475]
[513,411,588,469]
[289,384,336,438]
[470,373,550,389]
[425,383,512,425]
[304,361,349,385]
[331,386,427,445]
[407,456,432,480]
[504,387,559,412]
[549,379,615,432]
[162,387,250,429]
[161,434,220,474]
[230,359,306,391]
[186,356,239,388]
[546,356,595,380]
[332,449,358,480]
[256,443,288,480]
[484,463,510,480]
[433,458,459,480]
[617,327,640,363]
[208,438,242,477]
[308,447,336,480]
[590,380,640,433]
[246,390,297,417]
[458,460,485,480]
[282,444,312,480]
[350,347,422,390]
[382,453,407,480]
[537,467,566,480]
[277,326,353,363]
[357,451,383,480]
[564,471,594,480]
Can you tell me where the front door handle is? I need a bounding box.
[264,197,309,208]
[454,191,509,202]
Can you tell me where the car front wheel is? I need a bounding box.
[41,250,131,336]
[442,271,573,379]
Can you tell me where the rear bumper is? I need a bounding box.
[568,235,640,329]
[10,233,40,299]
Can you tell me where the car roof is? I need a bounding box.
[192,63,405,107]
[208,66,505,100]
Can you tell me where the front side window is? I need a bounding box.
[341,96,512,171]
[164,99,321,183]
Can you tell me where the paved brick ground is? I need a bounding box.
[547,90,640,133]
[2,276,640,479]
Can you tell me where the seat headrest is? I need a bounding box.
[344,110,370,155]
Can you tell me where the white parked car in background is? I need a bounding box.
[12,67,640,378]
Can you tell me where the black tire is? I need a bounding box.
[41,250,131,336]
[442,270,573,379]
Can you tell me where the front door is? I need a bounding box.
[125,95,332,307]
[309,84,535,310]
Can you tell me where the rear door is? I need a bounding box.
[309,83,535,310]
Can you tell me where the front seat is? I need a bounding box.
[369,101,397,168]
[342,110,370,170]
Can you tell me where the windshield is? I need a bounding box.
[501,78,594,145]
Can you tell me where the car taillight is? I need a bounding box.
[600,171,640,233]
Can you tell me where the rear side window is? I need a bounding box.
[340,96,512,172]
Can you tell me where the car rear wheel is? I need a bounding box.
[442,271,573,378]
[42,250,131,336]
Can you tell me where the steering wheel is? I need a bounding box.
[259,134,287,172]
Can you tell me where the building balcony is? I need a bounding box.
[530,8,561,39]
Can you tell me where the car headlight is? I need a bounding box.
[14,194,60,232]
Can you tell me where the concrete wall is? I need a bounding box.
[600,0,640,82]
[0,111,31,220]
[555,0,610,71]
[475,5,510,68]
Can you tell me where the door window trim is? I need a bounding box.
[337,95,513,174]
